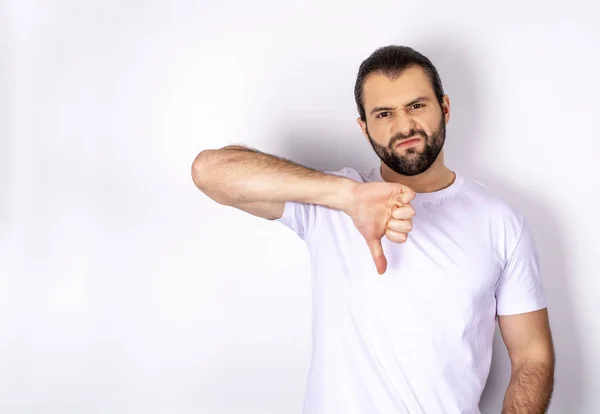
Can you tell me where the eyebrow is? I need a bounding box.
[405,96,431,107]
[370,106,396,115]
[369,96,431,115]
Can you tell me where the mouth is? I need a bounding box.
[395,137,422,148]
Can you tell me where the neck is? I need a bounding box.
[380,150,455,193]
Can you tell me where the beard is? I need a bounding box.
[367,115,446,176]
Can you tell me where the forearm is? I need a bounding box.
[191,145,356,213]
[502,360,554,414]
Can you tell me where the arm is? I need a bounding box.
[191,144,356,219]
[191,144,416,274]
[499,308,555,414]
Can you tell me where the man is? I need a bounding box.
[191,45,555,414]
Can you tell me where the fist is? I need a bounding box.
[347,181,416,275]
[385,203,415,244]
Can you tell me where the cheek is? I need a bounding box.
[415,120,436,137]
[370,122,395,144]
[423,111,444,132]
[378,134,394,148]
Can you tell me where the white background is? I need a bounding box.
[2,1,599,413]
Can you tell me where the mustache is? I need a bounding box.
[389,130,427,148]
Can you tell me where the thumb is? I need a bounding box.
[394,184,416,205]
[366,238,387,275]
[393,193,405,207]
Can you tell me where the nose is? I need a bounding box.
[393,113,417,138]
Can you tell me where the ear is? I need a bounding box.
[441,95,451,124]
[357,117,369,140]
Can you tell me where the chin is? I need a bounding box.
[395,150,422,159]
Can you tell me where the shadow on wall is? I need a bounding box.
[0,1,9,237]
[414,38,583,413]
[275,38,582,413]
[275,121,376,174]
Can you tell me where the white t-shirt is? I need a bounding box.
[276,166,547,414]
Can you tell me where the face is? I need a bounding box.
[358,66,450,176]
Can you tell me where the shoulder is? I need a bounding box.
[459,176,526,235]
[326,166,377,183]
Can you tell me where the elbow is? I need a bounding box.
[191,149,236,206]
[191,150,214,191]
[191,145,254,189]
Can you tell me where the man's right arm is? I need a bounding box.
[192,144,416,274]
[190,145,357,220]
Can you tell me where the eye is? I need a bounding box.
[410,103,425,110]
[376,111,392,118]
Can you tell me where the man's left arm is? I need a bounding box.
[498,308,555,414]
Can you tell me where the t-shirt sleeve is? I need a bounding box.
[273,167,362,241]
[275,200,319,241]
[495,216,548,316]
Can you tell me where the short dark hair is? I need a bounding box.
[354,45,445,121]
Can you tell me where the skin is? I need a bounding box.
[356,66,555,413]
[357,66,455,193]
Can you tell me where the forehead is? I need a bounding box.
[362,66,436,108]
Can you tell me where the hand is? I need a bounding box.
[347,182,416,275]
